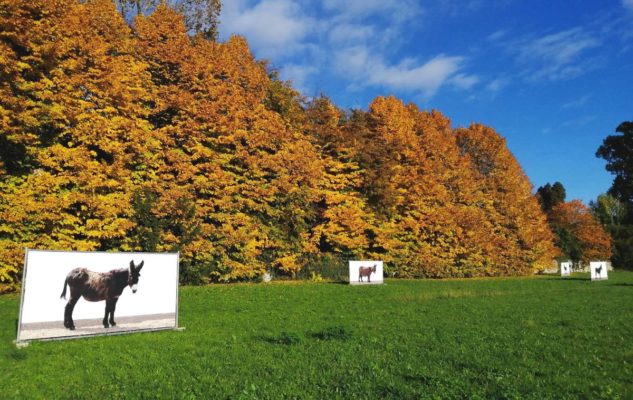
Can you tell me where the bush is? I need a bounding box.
[297,253,348,282]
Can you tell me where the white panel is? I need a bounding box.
[590,261,608,281]
[18,250,179,341]
[560,261,572,276]
[349,260,384,285]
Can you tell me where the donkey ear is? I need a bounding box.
[137,260,144,271]
[130,260,136,271]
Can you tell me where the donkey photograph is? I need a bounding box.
[60,260,144,330]
[359,264,377,283]
[595,264,603,279]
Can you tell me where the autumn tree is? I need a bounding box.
[115,0,159,20]
[136,5,322,281]
[549,200,612,263]
[115,0,221,39]
[456,124,558,273]
[0,0,563,288]
[351,97,545,277]
[590,193,627,227]
[171,0,222,40]
[303,96,374,261]
[0,0,158,288]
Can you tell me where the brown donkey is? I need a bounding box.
[60,260,143,330]
[358,264,377,283]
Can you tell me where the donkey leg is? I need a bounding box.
[103,301,111,328]
[64,301,70,328]
[65,297,79,330]
[109,298,119,327]
[63,302,69,328]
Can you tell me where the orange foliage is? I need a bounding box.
[0,1,560,287]
[549,200,612,262]
[456,124,559,273]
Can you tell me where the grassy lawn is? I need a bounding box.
[1,272,632,399]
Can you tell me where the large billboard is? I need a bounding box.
[17,249,179,343]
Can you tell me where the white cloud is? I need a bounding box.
[516,28,600,81]
[371,55,465,97]
[334,48,472,98]
[333,46,371,75]
[486,78,509,92]
[281,63,318,94]
[487,29,507,42]
[220,0,314,59]
[450,73,480,90]
[562,94,591,109]
[328,24,375,44]
[220,0,475,99]
[322,0,422,23]
[560,115,597,127]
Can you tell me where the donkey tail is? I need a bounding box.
[60,278,68,300]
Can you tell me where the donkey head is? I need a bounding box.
[128,260,144,293]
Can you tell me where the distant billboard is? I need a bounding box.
[17,249,179,343]
[560,261,572,277]
[349,260,384,285]
[590,261,608,281]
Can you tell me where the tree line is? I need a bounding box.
[535,119,633,269]
[0,0,619,290]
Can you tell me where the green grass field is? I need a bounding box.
[1,272,632,399]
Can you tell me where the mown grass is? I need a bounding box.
[1,272,632,399]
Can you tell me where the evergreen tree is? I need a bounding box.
[536,182,566,213]
[596,121,633,268]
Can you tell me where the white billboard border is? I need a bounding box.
[349,260,384,285]
[589,260,608,282]
[15,248,182,346]
[560,260,572,277]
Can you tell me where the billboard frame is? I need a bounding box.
[16,248,181,345]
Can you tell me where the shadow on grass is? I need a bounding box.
[403,373,438,387]
[259,326,353,345]
[559,277,590,281]
[609,283,633,287]
[259,331,302,345]
[540,276,589,282]
[307,326,352,341]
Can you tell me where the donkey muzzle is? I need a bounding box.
[131,284,138,293]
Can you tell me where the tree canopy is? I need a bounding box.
[0,0,561,290]
[548,200,612,264]
[597,121,633,206]
[595,121,633,268]
[536,182,566,213]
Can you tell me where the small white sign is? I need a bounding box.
[349,261,383,285]
[560,261,572,277]
[590,261,608,281]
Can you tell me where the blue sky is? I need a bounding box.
[218,0,633,204]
